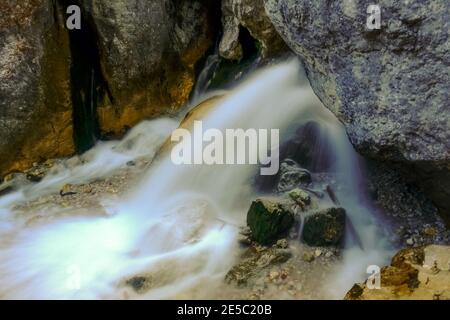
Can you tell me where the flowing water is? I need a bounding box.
[0,59,393,299]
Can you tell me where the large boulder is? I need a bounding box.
[264,0,450,218]
[0,0,74,177]
[247,198,295,245]
[302,207,346,246]
[80,0,216,137]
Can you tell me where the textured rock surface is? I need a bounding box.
[247,198,295,245]
[220,0,288,60]
[302,207,346,247]
[346,245,450,300]
[81,0,215,137]
[265,0,450,216]
[0,0,215,177]
[0,0,74,176]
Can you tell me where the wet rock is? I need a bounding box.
[276,159,312,192]
[346,245,450,300]
[247,198,295,245]
[225,246,292,286]
[302,251,315,263]
[302,207,346,247]
[265,0,450,218]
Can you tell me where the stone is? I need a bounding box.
[287,188,311,205]
[0,0,75,176]
[247,198,295,245]
[276,159,312,192]
[302,251,315,263]
[225,246,292,286]
[264,0,450,218]
[302,207,346,247]
[81,0,215,137]
[276,239,289,249]
[345,245,450,300]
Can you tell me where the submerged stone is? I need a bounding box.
[247,198,295,245]
[302,207,346,246]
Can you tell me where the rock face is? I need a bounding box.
[302,207,346,246]
[219,0,287,60]
[247,198,295,245]
[346,245,450,300]
[81,0,215,137]
[264,0,450,217]
[0,0,215,177]
[0,0,74,176]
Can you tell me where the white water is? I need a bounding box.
[0,59,393,299]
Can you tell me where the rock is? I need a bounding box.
[345,245,450,300]
[276,239,289,249]
[314,249,322,257]
[219,0,287,60]
[225,246,292,286]
[276,159,312,192]
[302,251,315,263]
[264,0,450,218]
[302,207,346,247]
[247,198,295,245]
[0,1,75,176]
[126,275,152,294]
[288,188,311,206]
[81,0,215,137]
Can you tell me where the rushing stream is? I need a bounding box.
[0,59,393,299]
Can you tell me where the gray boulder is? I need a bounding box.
[80,0,215,136]
[265,0,450,217]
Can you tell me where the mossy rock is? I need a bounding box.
[302,207,346,246]
[247,198,294,245]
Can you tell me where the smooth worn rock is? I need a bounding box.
[265,0,450,218]
[247,198,295,245]
[302,207,346,247]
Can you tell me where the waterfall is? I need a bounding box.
[0,59,393,299]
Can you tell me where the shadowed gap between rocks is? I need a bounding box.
[58,0,112,154]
